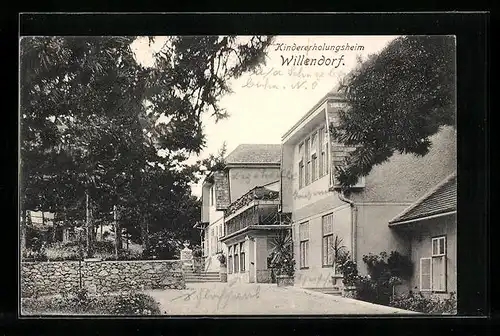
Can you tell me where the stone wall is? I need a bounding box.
[21,260,185,298]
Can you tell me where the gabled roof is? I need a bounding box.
[389,173,457,225]
[225,144,281,165]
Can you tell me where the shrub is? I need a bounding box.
[118,249,143,260]
[358,251,413,305]
[355,275,390,305]
[45,242,80,261]
[94,241,115,254]
[387,251,413,279]
[192,245,203,258]
[26,227,47,251]
[44,240,145,261]
[336,255,359,287]
[110,292,161,315]
[389,291,457,314]
[23,248,48,262]
[144,230,182,260]
[216,252,226,266]
[21,291,162,315]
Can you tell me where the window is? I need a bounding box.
[312,153,317,181]
[299,127,329,187]
[311,132,318,182]
[305,138,310,185]
[431,236,447,291]
[420,236,447,292]
[240,242,246,272]
[298,143,304,189]
[299,222,309,268]
[322,213,334,267]
[319,127,329,177]
[234,244,239,273]
[319,128,324,175]
[228,246,233,274]
[299,160,304,189]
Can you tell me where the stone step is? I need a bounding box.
[184,273,220,276]
[305,287,342,296]
[184,276,220,280]
[185,277,220,280]
[185,279,221,282]
[185,273,220,278]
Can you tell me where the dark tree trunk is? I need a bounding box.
[85,190,94,258]
[141,216,149,252]
[114,205,119,259]
[116,208,123,251]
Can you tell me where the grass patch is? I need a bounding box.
[21,288,162,316]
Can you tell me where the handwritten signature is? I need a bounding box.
[170,281,261,309]
[240,66,344,90]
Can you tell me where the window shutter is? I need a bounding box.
[432,256,446,291]
[420,257,432,291]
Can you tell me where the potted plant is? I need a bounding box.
[217,252,228,283]
[330,235,348,287]
[269,231,295,287]
[337,253,360,298]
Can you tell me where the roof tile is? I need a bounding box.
[390,173,457,224]
[225,144,281,165]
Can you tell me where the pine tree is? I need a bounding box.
[332,35,456,188]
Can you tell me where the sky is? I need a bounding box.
[132,35,399,197]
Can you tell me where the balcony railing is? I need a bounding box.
[225,204,292,236]
[225,185,280,217]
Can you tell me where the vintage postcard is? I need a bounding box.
[20,34,457,316]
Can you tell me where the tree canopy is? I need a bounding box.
[331,35,456,188]
[20,36,273,255]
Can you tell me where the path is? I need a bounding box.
[145,280,418,315]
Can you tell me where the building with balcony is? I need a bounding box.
[195,144,282,274]
[221,181,292,283]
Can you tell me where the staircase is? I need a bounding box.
[182,265,221,283]
[305,287,342,296]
